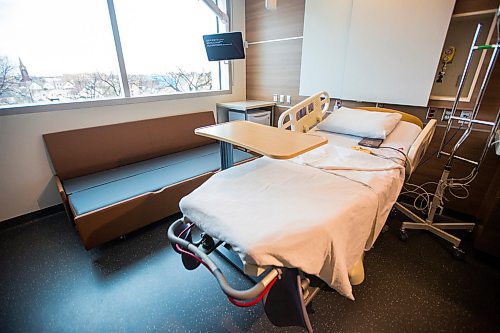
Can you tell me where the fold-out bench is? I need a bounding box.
[43,112,253,249]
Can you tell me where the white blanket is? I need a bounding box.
[180,147,404,300]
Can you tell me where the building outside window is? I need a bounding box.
[0,0,230,109]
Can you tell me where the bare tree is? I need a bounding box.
[18,84,35,103]
[0,57,16,97]
[82,74,99,99]
[158,68,212,92]
[129,74,150,95]
[71,72,122,99]
[158,72,183,92]
[178,69,212,91]
[96,72,121,96]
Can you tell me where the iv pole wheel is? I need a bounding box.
[452,246,465,259]
[398,229,409,242]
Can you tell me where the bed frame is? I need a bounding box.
[169,92,437,333]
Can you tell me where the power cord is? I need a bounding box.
[418,123,463,167]
[377,146,409,169]
[401,168,478,214]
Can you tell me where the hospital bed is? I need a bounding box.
[168,92,436,332]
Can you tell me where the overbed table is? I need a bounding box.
[195,120,328,170]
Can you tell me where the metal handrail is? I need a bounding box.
[167,219,280,300]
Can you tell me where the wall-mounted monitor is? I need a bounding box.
[203,32,245,61]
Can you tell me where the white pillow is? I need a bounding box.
[317,107,402,139]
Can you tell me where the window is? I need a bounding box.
[114,0,229,97]
[0,0,230,110]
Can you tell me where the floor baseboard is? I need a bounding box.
[0,204,65,232]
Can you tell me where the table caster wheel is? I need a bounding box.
[399,229,408,242]
[452,246,465,259]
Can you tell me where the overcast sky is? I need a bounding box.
[0,0,221,76]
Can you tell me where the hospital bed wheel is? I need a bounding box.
[398,229,408,242]
[452,246,465,259]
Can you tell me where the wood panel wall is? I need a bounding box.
[246,0,305,106]
[245,0,500,253]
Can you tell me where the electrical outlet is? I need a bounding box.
[426,107,436,119]
[286,95,291,105]
[441,109,452,121]
[273,94,278,102]
[279,95,285,103]
[458,110,472,124]
[333,100,342,110]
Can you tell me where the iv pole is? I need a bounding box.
[396,8,500,258]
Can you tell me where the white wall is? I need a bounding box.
[299,0,455,106]
[0,0,246,222]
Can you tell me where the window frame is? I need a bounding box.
[0,0,233,116]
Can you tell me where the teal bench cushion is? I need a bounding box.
[67,148,252,216]
[64,144,220,195]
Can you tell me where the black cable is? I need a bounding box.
[418,123,463,166]
[372,152,405,164]
[377,146,409,169]
[378,146,408,160]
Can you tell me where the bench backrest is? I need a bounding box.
[43,111,216,180]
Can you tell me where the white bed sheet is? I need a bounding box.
[180,121,421,300]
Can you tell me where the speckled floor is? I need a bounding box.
[1,210,499,333]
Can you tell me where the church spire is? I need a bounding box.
[19,58,31,82]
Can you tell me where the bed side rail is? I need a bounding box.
[278,91,330,132]
[407,119,437,176]
[167,219,280,300]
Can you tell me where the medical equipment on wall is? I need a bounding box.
[436,46,456,83]
[396,16,500,258]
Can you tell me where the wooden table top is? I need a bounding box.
[195,121,328,159]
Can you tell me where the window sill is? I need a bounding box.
[0,89,232,116]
